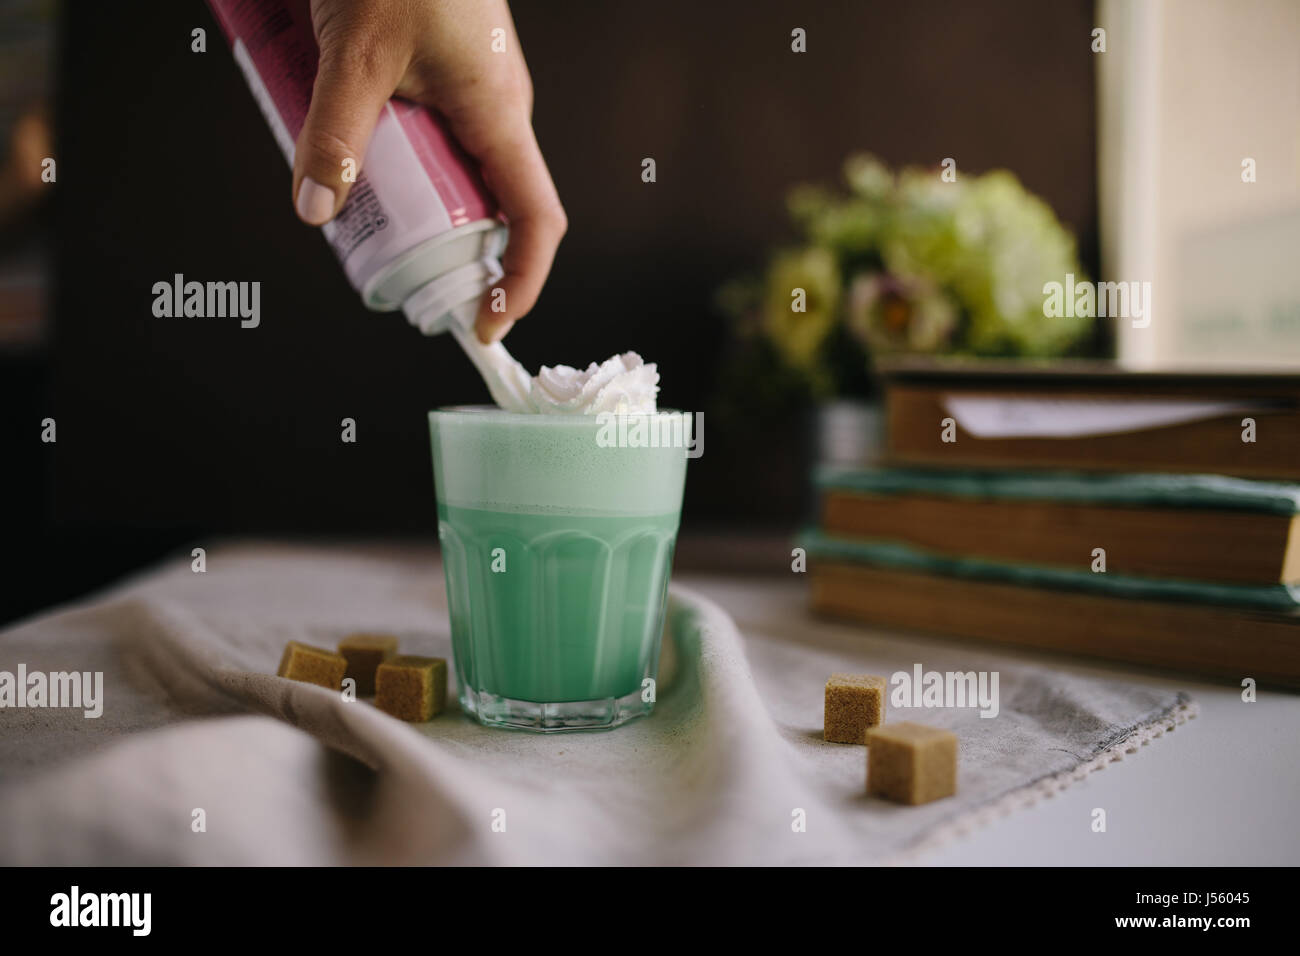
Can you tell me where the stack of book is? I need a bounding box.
[803,362,1300,686]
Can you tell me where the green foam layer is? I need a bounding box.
[429,407,690,516]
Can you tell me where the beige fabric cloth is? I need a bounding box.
[0,542,1192,865]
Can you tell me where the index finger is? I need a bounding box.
[452,114,567,343]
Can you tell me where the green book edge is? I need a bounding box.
[799,528,1300,611]
[815,466,1300,516]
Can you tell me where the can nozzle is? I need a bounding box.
[402,256,504,336]
[402,260,533,412]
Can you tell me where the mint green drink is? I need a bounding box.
[429,407,690,731]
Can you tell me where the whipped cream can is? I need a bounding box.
[207,0,506,334]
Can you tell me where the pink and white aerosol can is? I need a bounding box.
[207,0,506,335]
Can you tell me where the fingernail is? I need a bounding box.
[296,177,335,225]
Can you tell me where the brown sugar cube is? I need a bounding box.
[337,633,399,696]
[277,641,348,690]
[824,674,886,744]
[866,722,958,805]
[375,655,447,722]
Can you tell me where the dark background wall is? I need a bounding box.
[3,0,1098,623]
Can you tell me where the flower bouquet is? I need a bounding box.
[717,154,1093,408]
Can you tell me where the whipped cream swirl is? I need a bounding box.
[453,327,659,415]
[528,352,659,414]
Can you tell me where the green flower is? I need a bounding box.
[844,154,895,200]
[883,169,1088,356]
[763,247,840,372]
[950,171,1087,356]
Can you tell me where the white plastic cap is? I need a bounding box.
[402,256,504,336]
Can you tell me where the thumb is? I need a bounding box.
[292,47,401,226]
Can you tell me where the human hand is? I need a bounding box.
[294,0,566,343]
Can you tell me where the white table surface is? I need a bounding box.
[683,572,1300,866]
